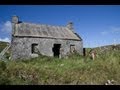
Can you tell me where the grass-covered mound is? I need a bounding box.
[0,49,120,85]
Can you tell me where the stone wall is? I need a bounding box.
[11,37,83,60]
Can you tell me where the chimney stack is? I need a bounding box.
[67,21,74,32]
[12,15,19,24]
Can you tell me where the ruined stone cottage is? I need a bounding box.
[11,15,83,60]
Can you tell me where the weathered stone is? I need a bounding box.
[11,16,83,60]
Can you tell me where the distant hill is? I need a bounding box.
[0,41,10,59]
[84,44,120,56]
[94,44,120,50]
[95,44,120,49]
[0,41,9,52]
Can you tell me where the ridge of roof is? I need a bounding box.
[21,22,67,28]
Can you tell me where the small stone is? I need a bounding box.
[60,64,64,67]
[105,83,108,85]
[107,80,111,84]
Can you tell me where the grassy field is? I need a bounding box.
[0,41,120,85]
[0,49,120,85]
[0,41,8,52]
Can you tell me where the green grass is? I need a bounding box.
[0,49,120,85]
[0,41,120,85]
[0,41,8,52]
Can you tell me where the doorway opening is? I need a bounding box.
[52,44,61,58]
[83,48,86,56]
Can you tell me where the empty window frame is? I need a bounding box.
[31,43,38,54]
[70,45,76,53]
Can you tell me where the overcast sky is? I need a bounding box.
[0,5,120,48]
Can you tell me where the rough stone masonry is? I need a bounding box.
[11,15,83,60]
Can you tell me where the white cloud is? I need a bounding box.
[101,31,108,35]
[1,21,12,32]
[110,26,120,34]
[101,26,120,35]
[0,37,10,42]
